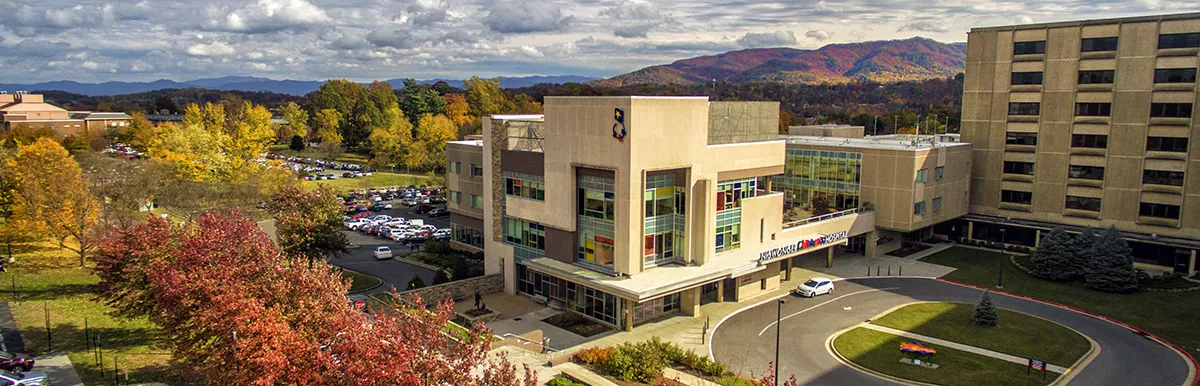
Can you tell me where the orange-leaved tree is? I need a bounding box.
[5,137,101,266]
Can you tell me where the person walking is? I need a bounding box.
[474,291,482,309]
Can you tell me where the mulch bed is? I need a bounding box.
[541,312,613,337]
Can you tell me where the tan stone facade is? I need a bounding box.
[962,12,1200,272]
[1,93,128,138]
[446,140,486,252]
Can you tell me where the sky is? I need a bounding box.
[1,0,1199,83]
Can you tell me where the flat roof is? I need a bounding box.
[971,12,1200,32]
[490,114,544,121]
[783,134,969,151]
[448,140,483,147]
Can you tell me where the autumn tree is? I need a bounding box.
[409,114,457,171]
[125,111,159,150]
[0,146,39,262]
[6,138,101,266]
[76,153,172,228]
[314,108,344,158]
[266,185,349,265]
[512,93,543,114]
[443,93,473,128]
[465,76,513,117]
[281,102,310,138]
[368,106,414,169]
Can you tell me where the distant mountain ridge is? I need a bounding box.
[0,75,601,96]
[591,37,966,87]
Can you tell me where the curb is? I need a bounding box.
[342,268,385,294]
[937,277,1199,386]
[825,324,937,386]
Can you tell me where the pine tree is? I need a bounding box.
[972,291,999,327]
[1069,227,1096,280]
[408,275,427,290]
[1031,227,1075,280]
[1083,226,1139,293]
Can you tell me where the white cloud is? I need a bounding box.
[805,29,832,41]
[602,0,677,39]
[899,20,949,33]
[366,30,420,49]
[208,0,331,33]
[520,45,546,58]
[483,0,573,33]
[736,31,798,48]
[186,41,236,56]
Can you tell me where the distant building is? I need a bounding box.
[0,92,129,137]
[786,124,865,138]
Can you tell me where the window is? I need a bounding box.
[1011,72,1044,85]
[448,190,462,204]
[1155,68,1198,83]
[1150,103,1193,118]
[1147,137,1189,153]
[1013,41,1046,55]
[760,279,767,290]
[1006,132,1038,146]
[913,201,926,216]
[1001,190,1033,205]
[934,166,945,181]
[1081,37,1118,52]
[715,224,741,252]
[503,217,545,250]
[1159,33,1200,49]
[916,169,927,183]
[504,172,545,201]
[580,188,616,221]
[932,197,943,212]
[1008,102,1041,116]
[1068,165,1105,180]
[1071,134,1108,149]
[578,174,616,270]
[470,194,482,208]
[1065,196,1101,212]
[1078,70,1115,84]
[1140,203,1181,220]
[1143,170,1185,186]
[1003,161,1034,175]
[451,223,484,249]
[1075,103,1111,117]
[470,163,483,177]
[716,178,757,211]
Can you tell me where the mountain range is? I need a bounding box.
[0,75,601,97]
[590,37,966,87]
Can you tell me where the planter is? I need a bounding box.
[457,307,500,325]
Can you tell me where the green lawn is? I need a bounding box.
[304,172,434,194]
[833,328,1058,386]
[3,243,185,385]
[921,247,1200,355]
[367,293,476,341]
[340,269,383,293]
[871,302,1089,366]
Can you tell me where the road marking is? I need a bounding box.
[757,287,899,336]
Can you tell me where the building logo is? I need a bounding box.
[758,231,849,262]
[612,108,627,142]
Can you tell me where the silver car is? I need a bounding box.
[0,370,48,386]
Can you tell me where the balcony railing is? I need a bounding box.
[782,207,867,229]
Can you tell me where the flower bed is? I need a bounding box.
[572,338,769,386]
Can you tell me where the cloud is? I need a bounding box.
[736,31,798,48]
[483,0,573,33]
[520,45,545,58]
[186,41,236,56]
[899,20,949,33]
[805,29,832,41]
[1015,15,1034,24]
[602,0,678,39]
[207,0,331,33]
[403,0,454,27]
[10,4,117,29]
[366,30,420,49]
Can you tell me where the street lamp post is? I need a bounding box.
[997,229,1007,288]
[775,299,785,384]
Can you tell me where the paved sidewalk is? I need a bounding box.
[860,323,1068,373]
[0,302,24,353]
[35,351,84,386]
[663,367,721,386]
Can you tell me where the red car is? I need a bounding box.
[0,351,34,372]
[352,211,374,219]
[414,204,435,214]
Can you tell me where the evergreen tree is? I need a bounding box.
[972,291,999,327]
[1030,227,1075,280]
[408,275,426,290]
[1069,227,1096,280]
[1083,226,1139,293]
[289,135,305,151]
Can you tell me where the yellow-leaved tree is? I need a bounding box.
[368,106,413,169]
[5,137,101,266]
[226,102,276,177]
[314,108,343,147]
[443,93,473,127]
[410,114,457,171]
[281,102,310,139]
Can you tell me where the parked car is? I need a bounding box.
[0,370,47,386]
[0,352,34,372]
[344,220,369,230]
[351,211,373,219]
[374,246,393,260]
[796,277,835,298]
[427,208,449,217]
[433,229,451,240]
[414,204,435,214]
[370,204,388,212]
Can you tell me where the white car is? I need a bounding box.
[797,277,834,298]
[373,246,393,260]
[344,219,369,230]
[433,229,451,240]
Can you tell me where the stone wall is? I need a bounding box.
[397,274,505,303]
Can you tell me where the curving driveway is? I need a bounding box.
[710,277,1193,385]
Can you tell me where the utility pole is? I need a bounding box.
[872,115,878,136]
[775,299,786,384]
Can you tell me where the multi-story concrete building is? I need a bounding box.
[447,96,970,331]
[0,93,129,137]
[961,12,1200,273]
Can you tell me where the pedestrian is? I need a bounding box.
[474,291,481,309]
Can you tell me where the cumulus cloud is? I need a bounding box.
[402,0,455,27]
[186,41,236,56]
[805,29,832,41]
[520,45,545,58]
[602,0,678,39]
[899,20,948,33]
[736,31,798,48]
[207,0,331,33]
[483,0,573,33]
[366,30,420,49]
[11,4,117,29]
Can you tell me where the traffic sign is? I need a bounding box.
[354,300,367,312]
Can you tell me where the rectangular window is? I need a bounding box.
[1068,165,1105,180]
[915,169,927,183]
[1140,203,1181,220]
[1011,72,1044,85]
[1003,161,1035,175]
[1013,41,1046,55]
[1006,132,1038,146]
[934,166,944,181]
[1001,190,1033,205]
[503,217,545,250]
[1075,103,1111,117]
[1078,70,1115,84]
[1155,68,1198,83]
[1147,137,1189,153]
[913,201,926,216]
[1071,134,1108,149]
[470,164,483,177]
[1081,37,1118,52]
[470,194,482,208]
[1150,103,1193,118]
[1143,170,1185,186]
[1008,102,1041,116]
[451,223,484,249]
[715,178,758,211]
[1065,196,1101,212]
[1159,33,1200,49]
[760,279,767,290]
[932,197,943,212]
[504,172,545,201]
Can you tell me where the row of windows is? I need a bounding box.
[1006,132,1038,146]
[1006,133,1188,153]
[1142,202,1182,219]
[1003,161,1035,175]
[1012,33,1200,55]
[1002,191,1185,220]
[504,173,545,201]
[1011,68,1197,86]
[1009,102,1194,118]
[913,197,945,216]
[914,166,945,183]
[1003,162,1185,184]
[503,217,545,250]
[1068,165,1104,180]
[447,161,484,177]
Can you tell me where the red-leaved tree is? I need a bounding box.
[94,211,535,385]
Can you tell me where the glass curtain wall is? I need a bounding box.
[773,149,862,221]
[516,264,623,327]
[715,178,757,253]
[644,174,686,268]
[578,174,616,271]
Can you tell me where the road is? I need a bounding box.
[327,202,451,294]
[710,277,1192,386]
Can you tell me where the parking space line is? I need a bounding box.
[757,287,900,336]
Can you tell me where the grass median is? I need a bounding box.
[340,269,383,293]
[833,327,1058,386]
[920,246,1200,355]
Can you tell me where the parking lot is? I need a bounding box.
[328,189,453,294]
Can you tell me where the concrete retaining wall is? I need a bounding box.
[398,274,505,303]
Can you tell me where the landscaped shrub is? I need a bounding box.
[573,346,616,366]
[547,376,587,386]
[613,340,668,382]
[573,338,731,382]
[972,291,999,327]
[716,376,764,386]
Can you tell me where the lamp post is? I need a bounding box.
[775,299,785,384]
[997,228,1007,288]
